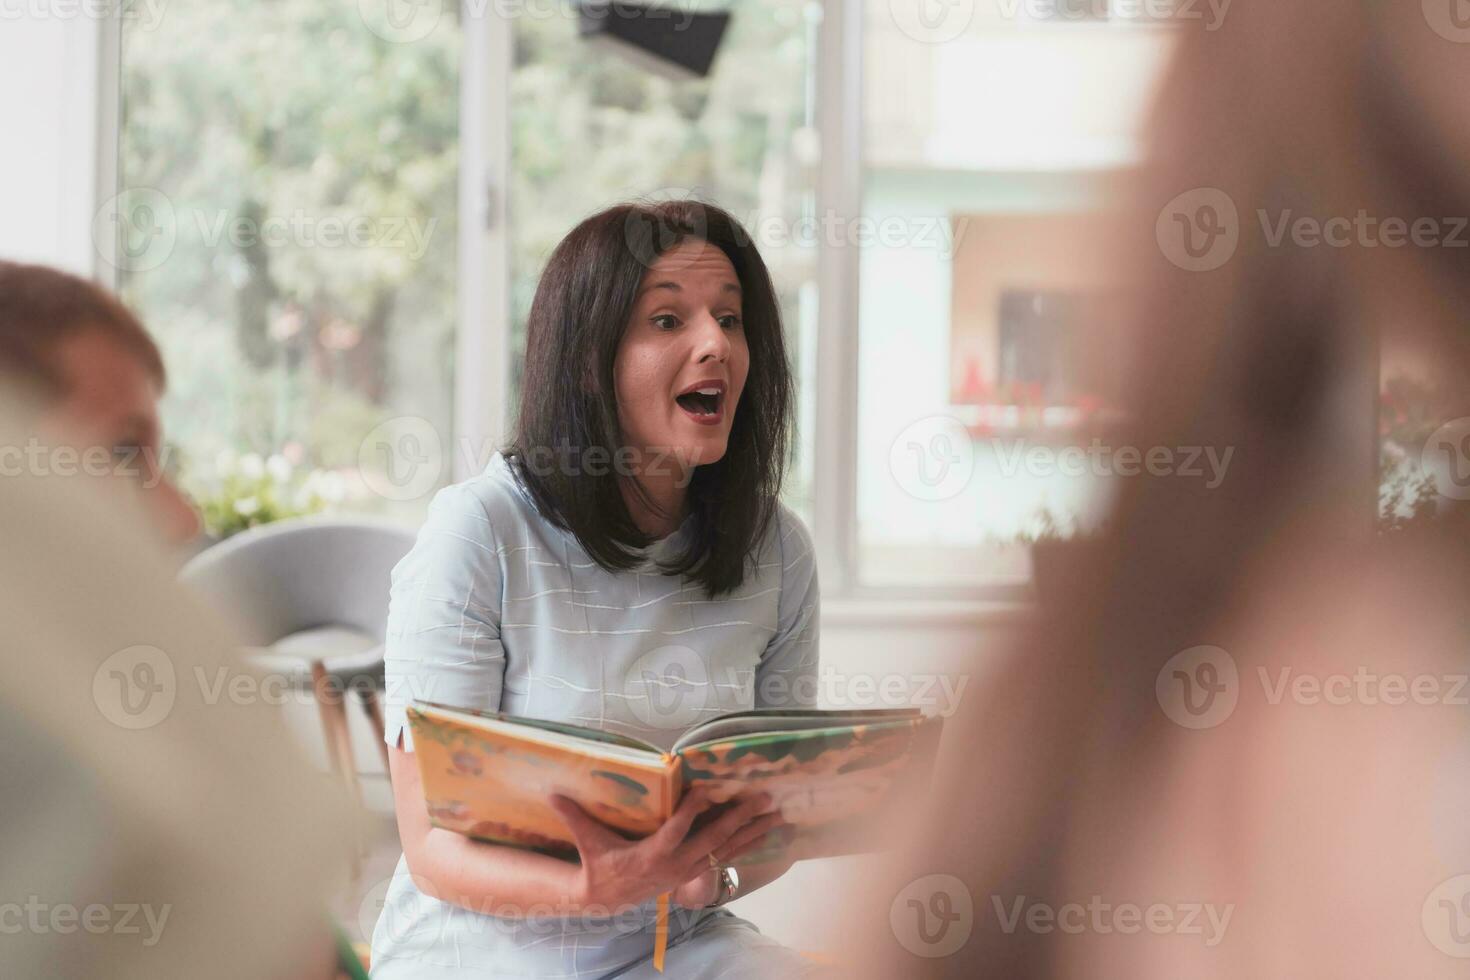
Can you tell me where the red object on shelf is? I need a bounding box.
[956,355,991,404]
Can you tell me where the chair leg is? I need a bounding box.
[359,687,391,774]
[312,661,361,803]
[311,661,343,775]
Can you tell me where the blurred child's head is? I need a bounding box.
[0,261,200,545]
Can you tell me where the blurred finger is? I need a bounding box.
[713,811,784,863]
[677,793,771,862]
[654,784,713,847]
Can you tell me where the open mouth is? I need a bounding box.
[674,380,726,424]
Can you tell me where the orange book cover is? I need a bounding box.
[407,703,678,856]
[407,701,942,866]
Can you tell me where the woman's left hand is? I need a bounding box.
[671,799,783,908]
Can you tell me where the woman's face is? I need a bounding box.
[613,240,750,475]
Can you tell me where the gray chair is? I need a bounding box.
[180,517,416,801]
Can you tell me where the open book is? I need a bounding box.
[406,700,944,867]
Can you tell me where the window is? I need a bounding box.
[100,0,1178,595]
[506,0,822,517]
[114,1,461,530]
[853,1,1173,588]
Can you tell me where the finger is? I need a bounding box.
[676,793,772,863]
[654,784,714,846]
[549,794,620,857]
[679,847,731,888]
[679,814,781,884]
[712,812,784,864]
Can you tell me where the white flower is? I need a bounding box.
[266,453,293,484]
[318,471,347,505]
[234,496,261,517]
[239,453,266,480]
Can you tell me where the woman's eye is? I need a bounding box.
[652,315,680,330]
[718,314,743,330]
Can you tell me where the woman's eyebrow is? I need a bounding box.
[636,281,742,299]
[638,281,681,298]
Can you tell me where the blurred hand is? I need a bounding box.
[549,788,780,911]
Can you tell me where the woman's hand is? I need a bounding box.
[671,868,720,910]
[549,787,782,912]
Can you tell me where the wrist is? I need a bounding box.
[673,869,719,910]
[571,867,619,912]
[706,865,740,908]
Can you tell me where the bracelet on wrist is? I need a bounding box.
[707,865,740,908]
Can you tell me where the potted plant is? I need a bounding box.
[187,450,347,544]
[1018,507,1107,607]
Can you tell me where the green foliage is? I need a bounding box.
[121,0,818,525]
[190,451,343,539]
[1377,375,1448,532]
[120,0,459,517]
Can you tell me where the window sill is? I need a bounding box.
[820,595,1037,629]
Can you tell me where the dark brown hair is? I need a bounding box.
[0,261,166,400]
[507,200,793,597]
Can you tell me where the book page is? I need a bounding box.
[673,707,923,753]
[676,715,943,866]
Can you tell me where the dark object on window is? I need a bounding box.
[996,288,1125,407]
[998,289,1086,404]
[576,1,732,80]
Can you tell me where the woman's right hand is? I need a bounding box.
[548,786,782,912]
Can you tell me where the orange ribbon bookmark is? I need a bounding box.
[654,892,670,971]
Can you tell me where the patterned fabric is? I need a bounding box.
[371,453,820,979]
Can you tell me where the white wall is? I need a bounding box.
[0,11,104,274]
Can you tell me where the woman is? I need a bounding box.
[374,201,823,978]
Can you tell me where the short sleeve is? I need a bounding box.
[382,482,506,752]
[756,506,820,709]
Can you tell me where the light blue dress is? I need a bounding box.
[371,453,823,979]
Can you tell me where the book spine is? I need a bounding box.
[661,751,679,821]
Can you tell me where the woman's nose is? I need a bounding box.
[692,313,730,363]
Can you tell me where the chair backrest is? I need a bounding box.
[179,517,417,647]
